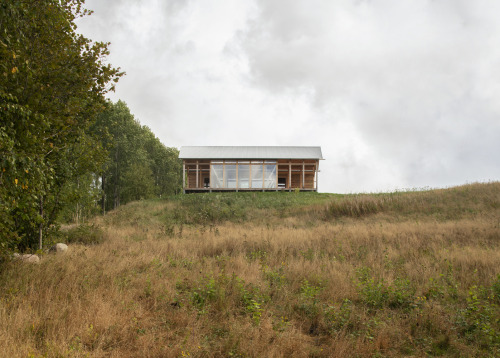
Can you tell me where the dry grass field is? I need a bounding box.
[0,183,499,357]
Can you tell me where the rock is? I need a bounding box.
[14,254,40,263]
[50,243,68,253]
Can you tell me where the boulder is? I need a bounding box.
[50,243,68,253]
[14,254,40,263]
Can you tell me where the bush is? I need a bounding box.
[492,275,500,303]
[324,299,353,332]
[455,285,500,351]
[63,224,105,245]
[356,267,416,310]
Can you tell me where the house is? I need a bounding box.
[179,146,323,193]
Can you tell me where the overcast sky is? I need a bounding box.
[77,0,500,193]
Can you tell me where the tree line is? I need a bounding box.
[60,100,182,223]
[0,0,181,254]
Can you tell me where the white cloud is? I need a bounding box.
[77,0,500,193]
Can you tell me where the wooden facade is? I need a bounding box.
[179,147,323,193]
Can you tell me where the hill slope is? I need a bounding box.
[1,183,499,357]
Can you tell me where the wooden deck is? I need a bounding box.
[184,188,318,193]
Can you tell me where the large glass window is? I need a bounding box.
[238,164,250,188]
[211,164,223,188]
[251,164,263,188]
[209,161,278,189]
[264,164,277,188]
[224,165,237,188]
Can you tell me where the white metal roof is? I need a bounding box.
[179,146,323,160]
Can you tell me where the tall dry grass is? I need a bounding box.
[0,183,499,357]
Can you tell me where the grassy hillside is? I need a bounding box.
[1,183,499,357]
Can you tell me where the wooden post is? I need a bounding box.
[236,161,239,190]
[275,163,278,189]
[302,161,305,189]
[262,163,265,190]
[209,161,212,189]
[314,161,318,191]
[223,160,225,189]
[288,161,291,190]
[182,161,185,193]
[196,161,199,189]
[318,161,320,191]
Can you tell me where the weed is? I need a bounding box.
[263,265,287,288]
[191,276,219,312]
[63,223,105,245]
[144,277,152,298]
[296,280,324,319]
[429,334,450,356]
[300,248,315,261]
[236,279,265,325]
[455,285,500,351]
[356,268,389,309]
[324,299,353,332]
[162,224,175,237]
[246,249,267,263]
[389,278,416,309]
[491,274,500,303]
[356,268,416,310]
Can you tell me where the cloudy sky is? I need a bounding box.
[76,0,500,193]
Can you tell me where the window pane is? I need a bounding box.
[251,164,263,188]
[211,165,223,188]
[238,164,250,188]
[264,164,276,188]
[224,165,237,188]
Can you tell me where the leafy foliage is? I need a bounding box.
[95,101,181,212]
[63,224,105,245]
[0,2,181,252]
[0,0,122,251]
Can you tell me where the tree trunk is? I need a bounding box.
[101,172,106,215]
[76,178,79,225]
[39,197,43,250]
[114,148,119,209]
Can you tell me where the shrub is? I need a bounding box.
[236,280,265,325]
[389,278,416,309]
[491,275,500,303]
[296,280,324,319]
[455,285,500,351]
[324,299,353,332]
[191,276,218,311]
[356,268,416,310]
[63,224,105,245]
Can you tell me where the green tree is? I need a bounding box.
[95,101,181,212]
[0,0,123,252]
